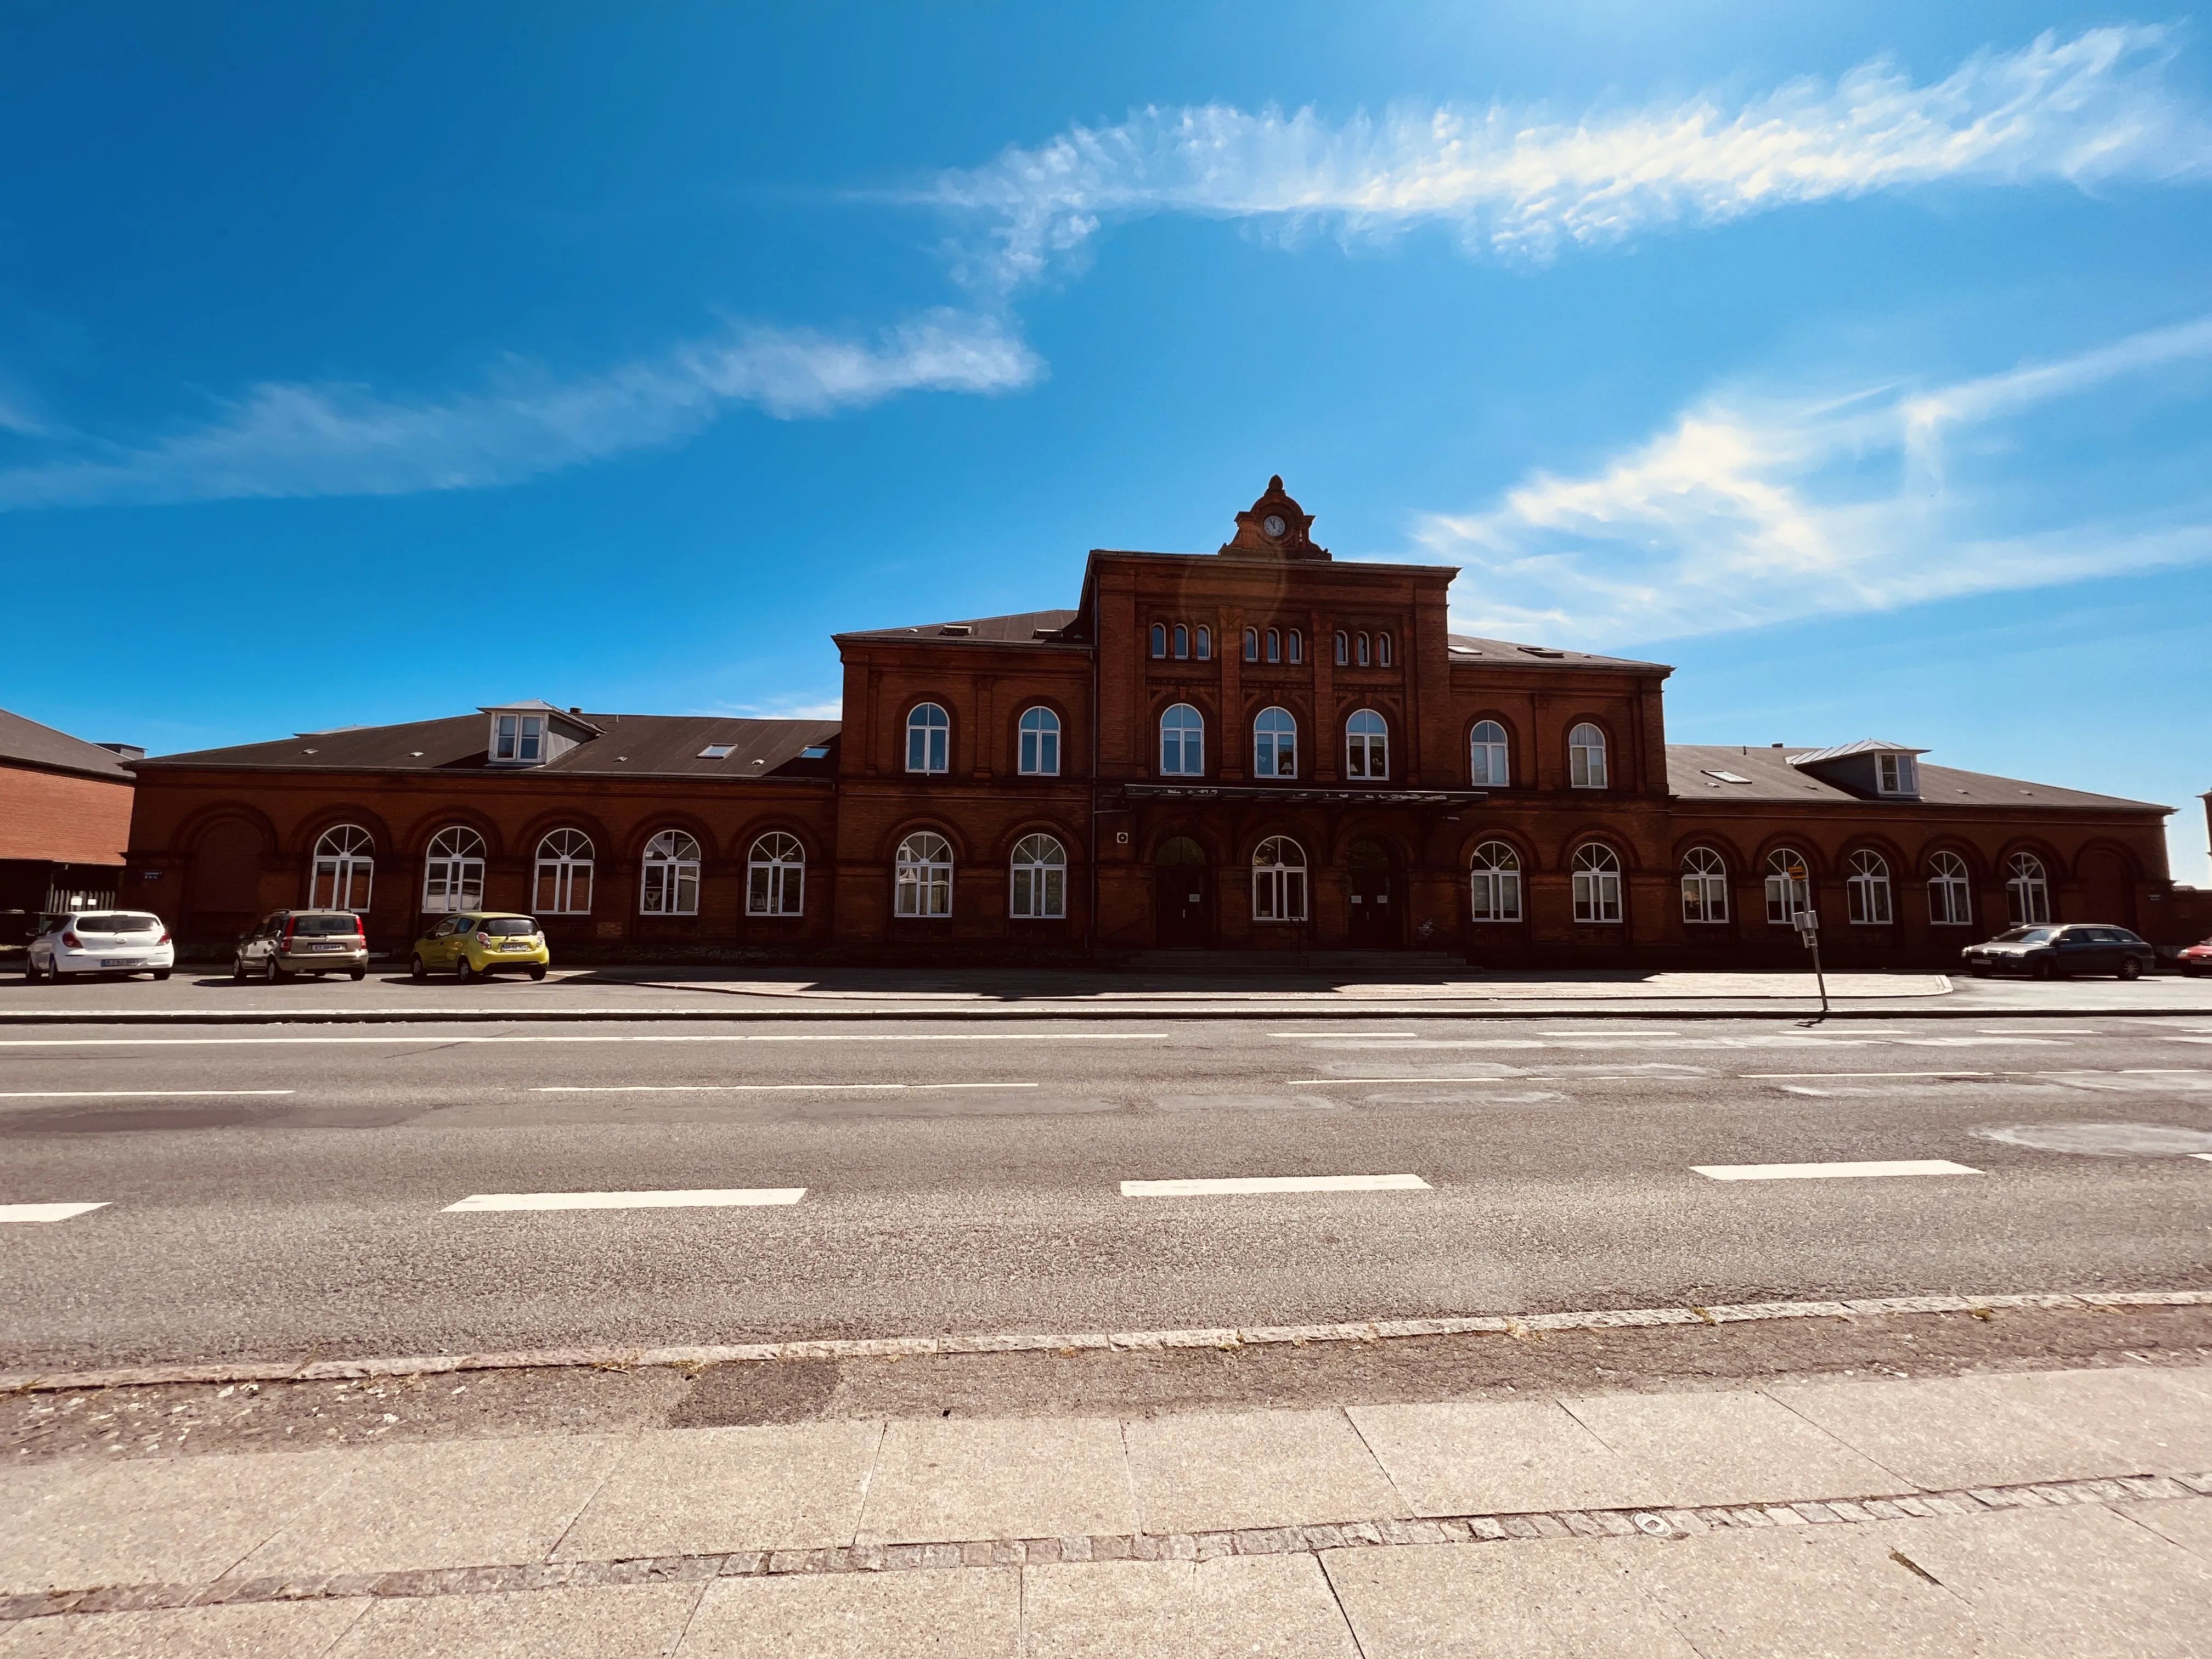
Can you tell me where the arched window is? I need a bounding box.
[1159,704,1204,776]
[1172,624,1189,660]
[1345,709,1388,780]
[534,830,594,915]
[1764,849,1812,926]
[1266,628,1281,663]
[640,831,701,916]
[1149,623,1167,659]
[894,832,953,917]
[1356,631,1371,667]
[2006,853,2051,926]
[309,825,374,912]
[1470,720,1510,787]
[1572,844,1623,923]
[1253,707,1297,778]
[1243,628,1259,662]
[1009,833,1066,919]
[1681,848,1728,923]
[1333,630,1348,666]
[906,703,950,775]
[1018,707,1061,776]
[1847,850,1893,925]
[747,832,805,916]
[1195,625,1212,661]
[1928,851,1973,927]
[1376,633,1392,668]
[422,826,487,915]
[1568,723,1608,788]
[1287,629,1303,665]
[1470,842,1522,923]
[1251,837,1307,922]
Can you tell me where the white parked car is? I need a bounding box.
[25,912,175,981]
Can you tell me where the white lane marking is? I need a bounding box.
[1121,1173,1431,1196]
[1284,1075,1680,1085]
[2194,1154,2212,1164]
[1977,1029,2097,1035]
[1742,1071,1995,1080]
[0,1032,1169,1048]
[533,1082,1037,1094]
[444,1188,806,1212]
[0,1201,111,1222]
[1268,1031,1419,1038]
[0,1090,296,1101]
[1692,1160,1983,1181]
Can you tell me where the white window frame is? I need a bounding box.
[493,712,544,764]
[1251,837,1308,923]
[1469,720,1509,787]
[1287,629,1302,665]
[1568,723,1609,789]
[1876,754,1917,795]
[1009,833,1066,919]
[905,703,950,775]
[1243,628,1259,662]
[1195,625,1211,661]
[1470,841,1522,922]
[1846,849,1893,924]
[894,832,953,918]
[1159,704,1205,776]
[1764,849,1812,926]
[1017,706,1061,776]
[1333,630,1348,666]
[1266,628,1281,664]
[1356,631,1371,667]
[1927,851,1973,927]
[747,832,805,917]
[640,830,702,916]
[2006,853,2051,926]
[309,824,374,912]
[1572,844,1623,923]
[1681,847,1728,923]
[1150,623,1167,659]
[1173,624,1189,660]
[422,826,487,915]
[534,828,594,915]
[1345,709,1388,781]
[1252,707,1297,778]
[1377,633,1392,668]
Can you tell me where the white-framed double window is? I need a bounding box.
[895,832,953,917]
[1159,704,1204,776]
[1018,707,1060,776]
[906,704,950,775]
[641,830,701,916]
[1469,720,1509,787]
[1876,753,1918,795]
[747,832,804,916]
[2006,853,2051,926]
[310,824,374,912]
[534,829,594,914]
[1251,837,1307,922]
[1470,841,1522,922]
[1253,707,1297,778]
[493,712,543,763]
[1764,849,1812,926]
[422,826,487,915]
[1345,709,1388,780]
[1927,851,1973,927]
[1846,850,1893,924]
[1681,848,1728,923]
[1009,833,1066,919]
[1572,844,1622,923]
[1568,723,1609,788]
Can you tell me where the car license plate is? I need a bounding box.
[100,958,140,967]
[305,943,340,951]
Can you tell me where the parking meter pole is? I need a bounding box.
[1799,911,1829,1023]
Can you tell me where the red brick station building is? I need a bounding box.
[122,481,2199,967]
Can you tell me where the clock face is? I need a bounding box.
[1262,514,1287,537]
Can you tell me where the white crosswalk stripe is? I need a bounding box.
[1121,1173,1430,1196]
[443,1188,806,1212]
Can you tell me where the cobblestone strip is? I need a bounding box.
[5,1470,2207,1623]
[7,1290,2209,1394]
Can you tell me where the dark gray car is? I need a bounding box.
[1962,924,2155,980]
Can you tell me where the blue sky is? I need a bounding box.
[3,2,2209,880]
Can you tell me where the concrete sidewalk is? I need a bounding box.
[7,1363,2209,1654]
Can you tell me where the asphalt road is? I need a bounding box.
[4,1014,2210,1370]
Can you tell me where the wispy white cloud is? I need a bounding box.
[0,310,1039,511]
[1415,315,2212,645]
[932,26,2212,291]
[714,695,844,721]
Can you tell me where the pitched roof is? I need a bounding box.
[1668,744,2165,811]
[0,708,136,782]
[837,610,1082,646]
[137,714,841,782]
[1787,738,1928,765]
[1448,635,1671,673]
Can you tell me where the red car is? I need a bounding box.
[2180,938,2212,977]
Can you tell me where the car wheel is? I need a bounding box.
[2032,959,2056,980]
[154,969,171,981]
[265,954,289,983]
[233,956,247,982]
[2118,958,2142,981]
[350,967,365,982]
[529,965,547,981]
[410,954,427,982]
[26,956,45,983]
[456,953,475,983]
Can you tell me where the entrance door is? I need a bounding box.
[1346,839,1396,947]
[1154,837,1209,948]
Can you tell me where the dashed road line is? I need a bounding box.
[0,1032,1170,1048]
[1741,1071,1995,1080]
[443,1188,806,1212]
[1692,1160,1983,1181]
[1121,1173,1431,1196]
[0,1201,111,1223]
[0,1089,296,1101]
[532,1082,1038,1094]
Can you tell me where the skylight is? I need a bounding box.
[698,743,736,759]
[800,746,831,759]
[1701,769,1753,784]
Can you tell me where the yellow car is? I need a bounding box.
[410,912,550,982]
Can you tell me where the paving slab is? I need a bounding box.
[1123,1409,1405,1534]
[0,1452,349,1595]
[1345,1399,1651,1516]
[2128,1497,2212,1562]
[1975,1367,2212,1472]
[1893,1503,2212,1658]
[855,1418,1135,1545]
[1626,1516,1980,1657]
[0,1599,365,1657]
[233,1436,627,1578]
[677,1566,1019,1657]
[330,1582,703,1658]
[1023,1554,1357,1659]
[1324,1536,1698,1658]
[1765,1373,2135,1489]
[556,1421,883,1559]
[1561,1387,1913,1508]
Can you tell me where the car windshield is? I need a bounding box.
[476,917,538,936]
[76,914,161,934]
[292,915,362,935]
[1993,927,2056,944]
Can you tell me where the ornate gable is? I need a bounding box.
[1217,476,1329,562]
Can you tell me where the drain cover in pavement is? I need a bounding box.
[1971,1121,2212,1157]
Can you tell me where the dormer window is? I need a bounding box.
[1876,754,1917,795]
[494,713,542,764]
[698,743,737,760]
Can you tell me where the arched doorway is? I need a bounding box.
[1346,838,1397,947]
[1154,837,1209,948]
[2079,848,2133,927]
